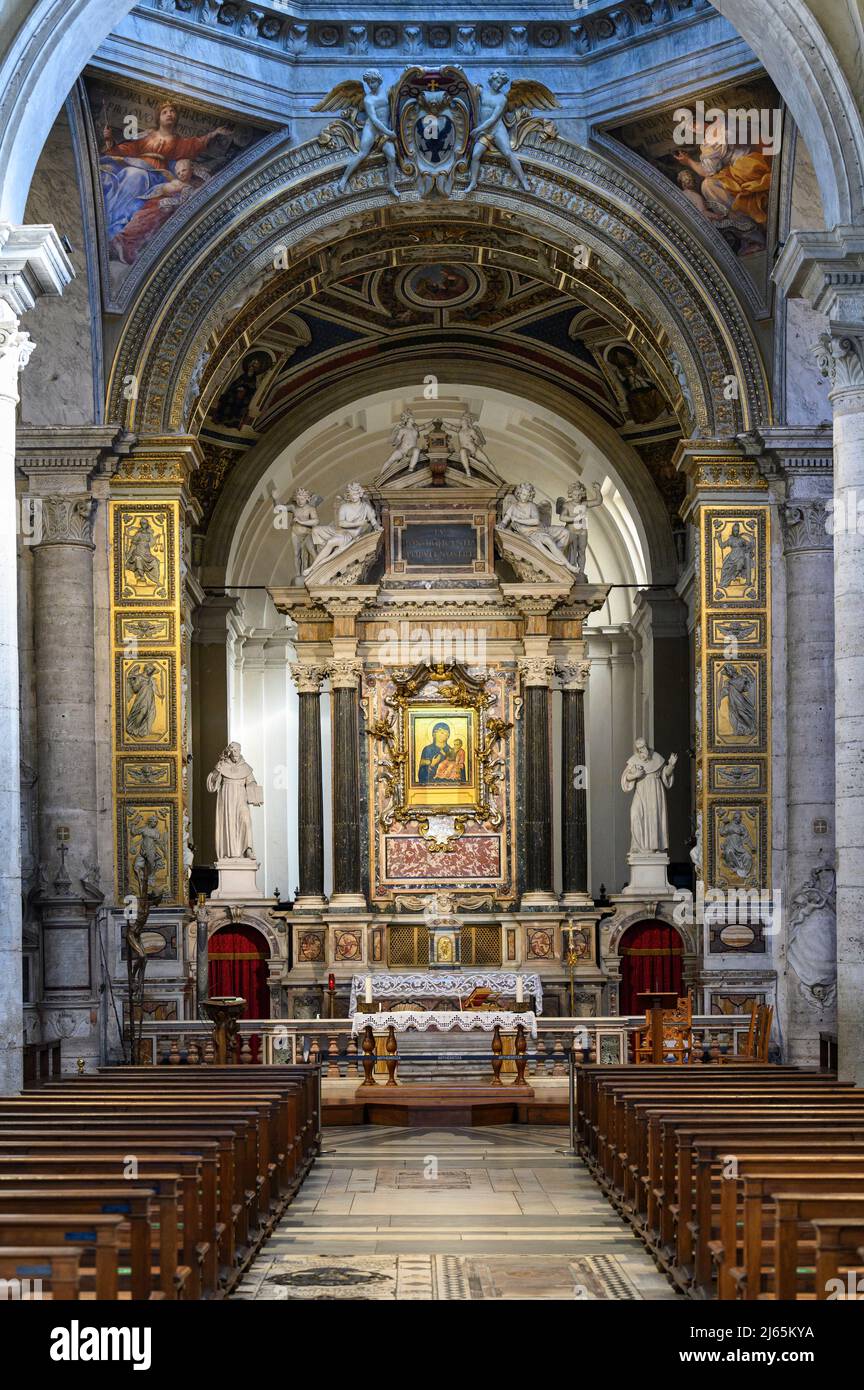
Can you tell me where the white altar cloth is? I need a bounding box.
[350,1010,538,1038]
[348,972,543,1015]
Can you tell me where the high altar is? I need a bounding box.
[252,419,613,1022]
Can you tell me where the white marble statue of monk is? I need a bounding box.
[206,741,262,860]
[620,738,677,854]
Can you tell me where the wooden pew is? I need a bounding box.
[0,1246,82,1300]
[0,1189,157,1299]
[0,1214,124,1299]
[812,1217,864,1297]
[0,1174,182,1299]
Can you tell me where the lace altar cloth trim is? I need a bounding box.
[348,972,543,1016]
[350,1010,538,1037]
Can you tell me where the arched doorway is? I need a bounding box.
[208,923,270,1021]
[618,920,684,1017]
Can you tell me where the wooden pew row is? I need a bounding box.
[0,1246,82,1300]
[0,1178,184,1295]
[0,1214,125,1299]
[577,1066,864,1301]
[0,1066,319,1299]
[811,1217,864,1297]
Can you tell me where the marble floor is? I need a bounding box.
[232,1126,679,1300]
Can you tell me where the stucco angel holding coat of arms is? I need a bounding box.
[313,66,559,199]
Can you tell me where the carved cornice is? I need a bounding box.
[32,495,96,549]
[16,425,129,486]
[290,662,327,694]
[780,500,832,555]
[112,434,203,490]
[742,426,834,481]
[136,1,702,64]
[0,223,74,316]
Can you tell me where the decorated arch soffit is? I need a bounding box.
[105,118,772,514]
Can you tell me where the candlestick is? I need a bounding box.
[515,974,524,1004]
[365,975,373,1004]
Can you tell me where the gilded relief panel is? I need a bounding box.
[699,503,771,924]
[110,500,184,903]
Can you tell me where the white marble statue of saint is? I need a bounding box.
[307,482,381,569]
[206,741,262,860]
[620,739,678,854]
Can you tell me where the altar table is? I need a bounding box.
[350,1010,538,1038]
[348,971,543,1014]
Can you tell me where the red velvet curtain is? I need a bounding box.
[208,926,270,1020]
[619,921,683,1016]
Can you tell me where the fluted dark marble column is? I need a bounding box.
[521,660,555,903]
[559,661,591,902]
[291,664,326,906]
[329,660,365,906]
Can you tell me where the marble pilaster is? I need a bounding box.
[755,429,835,1064]
[0,225,72,1091]
[775,228,864,1081]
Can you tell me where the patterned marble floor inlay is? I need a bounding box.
[232,1125,679,1301]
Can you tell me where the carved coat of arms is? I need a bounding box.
[313,66,559,199]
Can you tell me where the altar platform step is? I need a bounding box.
[321,1083,568,1128]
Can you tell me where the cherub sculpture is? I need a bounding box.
[313,69,400,197]
[465,71,559,194]
[556,480,603,575]
[377,409,425,483]
[282,488,323,580]
[441,410,500,481]
[307,482,381,570]
[497,482,576,572]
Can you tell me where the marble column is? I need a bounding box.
[814,330,864,1084]
[328,659,365,908]
[291,663,327,908]
[557,661,591,903]
[0,226,72,1090]
[520,657,556,905]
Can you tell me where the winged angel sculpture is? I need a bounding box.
[313,67,559,199]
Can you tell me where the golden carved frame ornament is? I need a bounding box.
[367,663,512,852]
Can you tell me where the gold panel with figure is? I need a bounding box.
[705,511,765,606]
[118,801,177,900]
[116,653,175,750]
[113,505,176,605]
[707,655,764,751]
[708,802,764,892]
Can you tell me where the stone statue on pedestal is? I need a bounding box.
[283,488,322,580]
[621,739,677,854]
[206,742,261,860]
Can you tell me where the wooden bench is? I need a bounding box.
[0,1213,125,1299]
[0,1246,82,1300]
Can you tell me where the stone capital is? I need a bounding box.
[780,500,832,555]
[518,656,557,688]
[290,662,327,695]
[31,495,96,549]
[556,660,590,691]
[327,657,364,689]
[812,330,864,397]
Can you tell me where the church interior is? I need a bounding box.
[1,0,864,1337]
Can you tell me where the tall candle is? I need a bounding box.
[365,975,373,1004]
[515,975,524,1004]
